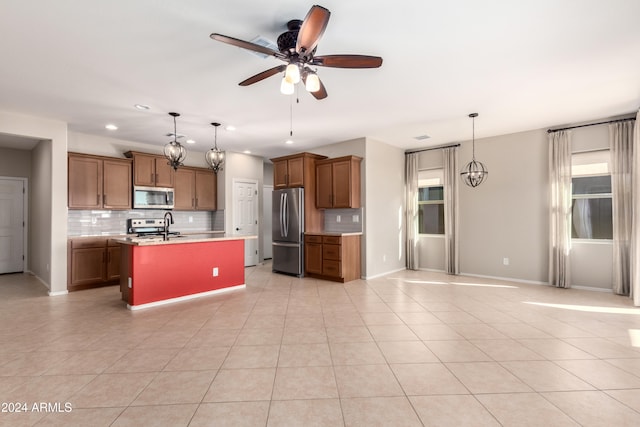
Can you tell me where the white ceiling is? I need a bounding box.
[0,0,638,158]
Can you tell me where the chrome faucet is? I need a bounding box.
[163,211,174,240]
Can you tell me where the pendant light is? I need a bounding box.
[460,113,488,187]
[205,122,224,173]
[163,112,187,171]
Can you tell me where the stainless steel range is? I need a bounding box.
[127,217,180,241]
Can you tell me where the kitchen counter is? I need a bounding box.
[114,234,254,246]
[117,235,254,310]
[304,231,363,236]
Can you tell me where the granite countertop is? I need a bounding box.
[304,231,363,236]
[113,234,257,246]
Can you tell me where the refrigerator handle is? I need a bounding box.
[280,192,285,238]
[284,192,289,237]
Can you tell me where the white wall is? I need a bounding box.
[459,129,549,283]
[363,138,406,278]
[0,147,31,178]
[68,131,210,168]
[221,152,264,260]
[0,111,67,294]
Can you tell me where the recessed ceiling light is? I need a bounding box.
[134,104,150,110]
[243,150,251,154]
[413,134,430,140]
[186,139,196,144]
[285,139,294,144]
[225,125,236,131]
[105,124,118,130]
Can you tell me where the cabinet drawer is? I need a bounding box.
[305,235,323,244]
[322,236,341,245]
[322,244,341,260]
[322,260,342,277]
[71,238,107,249]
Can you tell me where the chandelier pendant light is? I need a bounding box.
[205,122,224,173]
[460,113,488,187]
[163,112,187,171]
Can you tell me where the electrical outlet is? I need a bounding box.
[188,216,193,223]
[503,257,510,266]
[383,254,387,262]
[352,214,359,222]
[213,267,219,277]
[336,215,341,223]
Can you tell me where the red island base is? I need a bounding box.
[119,239,246,310]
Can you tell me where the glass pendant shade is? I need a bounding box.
[205,122,224,173]
[305,73,320,92]
[280,77,295,95]
[285,63,300,84]
[163,112,187,170]
[460,113,488,187]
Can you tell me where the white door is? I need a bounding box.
[233,179,259,266]
[262,185,273,259]
[0,178,25,274]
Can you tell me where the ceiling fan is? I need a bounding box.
[210,5,383,100]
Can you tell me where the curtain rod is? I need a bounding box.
[405,143,460,155]
[547,116,635,133]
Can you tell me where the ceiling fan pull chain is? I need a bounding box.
[290,95,293,137]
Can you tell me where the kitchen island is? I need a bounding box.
[114,235,256,310]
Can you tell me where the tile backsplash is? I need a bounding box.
[68,209,225,236]
[323,208,363,233]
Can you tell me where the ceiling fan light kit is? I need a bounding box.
[210,5,382,100]
[163,112,187,171]
[460,113,488,188]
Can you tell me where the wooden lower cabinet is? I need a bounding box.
[304,234,361,282]
[68,238,121,291]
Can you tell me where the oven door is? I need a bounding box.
[133,186,175,209]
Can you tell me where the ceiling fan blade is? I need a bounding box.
[296,5,331,58]
[311,55,383,68]
[302,73,328,100]
[210,33,285,60]
[239,65,286,86]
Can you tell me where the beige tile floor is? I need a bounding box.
[1,264,640,426]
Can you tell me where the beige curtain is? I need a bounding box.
[405,152,419,270]
[443,147,459,274]
[610,120,635,296]
[631,111,640,306]
[549,131,572,288]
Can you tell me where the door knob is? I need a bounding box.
[235,227,241,231]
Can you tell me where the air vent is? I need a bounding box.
[248,36,278,58]
[413,134,431,141]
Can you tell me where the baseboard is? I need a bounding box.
[572,285,613,293]
[458,272,548,286]
[25,270,54,293]
[418,268,446,273]
[364,267,407,280]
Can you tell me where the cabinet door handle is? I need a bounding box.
[192,198,195,208]
[195,198,198,208]
[106,251,110,263]
[155,173,159,184]
[151,172,154,183]
[103,194,106,205]
[97,194,100,206]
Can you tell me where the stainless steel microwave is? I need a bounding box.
[133,186,175,209]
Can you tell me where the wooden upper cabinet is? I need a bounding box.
[103,159,132,209]
[174,167,217,211]
[194,169,216,210]
[125,151,175,187]
[68,155,102,209]
[315,156,362,209]
[271,152,327,189]
[68,153,131,210]
[174,168,196,210]
[315,162,333,209]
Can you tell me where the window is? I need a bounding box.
[571,150,612,239]
[418,169,444,234]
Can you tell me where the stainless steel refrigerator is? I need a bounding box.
[272,188,304,276]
